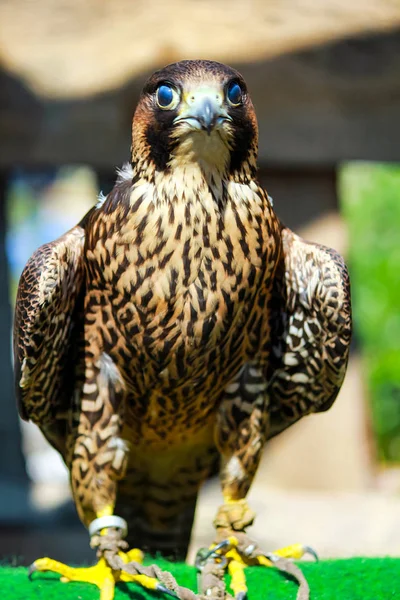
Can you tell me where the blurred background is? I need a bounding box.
[1,0,400,567]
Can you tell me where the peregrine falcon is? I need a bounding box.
[14,60,352,600]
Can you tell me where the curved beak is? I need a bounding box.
[174,89,231,135]
[195,98,219,133]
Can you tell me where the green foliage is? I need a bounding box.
[339,162,400,462]
[1,559,400,600]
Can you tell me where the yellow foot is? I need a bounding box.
[29,549,167,600]
[196,538,317,600]
[257,542,318,567]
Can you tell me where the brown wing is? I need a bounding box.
[267,225,352,438]
[13,224,86,444]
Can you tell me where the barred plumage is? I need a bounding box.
[14,60,351,599]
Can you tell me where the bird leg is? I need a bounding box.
[198,489,316,600]
[30,509,200,600]
[197,494,316,600]
[196,535,317,600]
[28,357,168,600]
[201,396,316,600]
[29,433,198,600]
[30,544,151,599]
[29,506,166,600]
[30,548,153,600]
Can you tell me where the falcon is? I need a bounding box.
[14,60,352,600]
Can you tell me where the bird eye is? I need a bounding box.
[156,84,179,110]
[227,81,243,106]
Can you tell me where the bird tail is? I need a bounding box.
[115,485,199,560]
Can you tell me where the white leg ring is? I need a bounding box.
[88,515,128,538]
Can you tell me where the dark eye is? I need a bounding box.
[227,81,243,106]
[156,84,179,109]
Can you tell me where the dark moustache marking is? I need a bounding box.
[228,104,257,176]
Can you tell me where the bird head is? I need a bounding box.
[131,60,258,183]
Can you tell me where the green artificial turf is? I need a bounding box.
[1,558,399,600]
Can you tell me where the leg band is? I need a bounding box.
[88,515,128,538]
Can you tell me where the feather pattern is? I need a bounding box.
[14,60,351,558]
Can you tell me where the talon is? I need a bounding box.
[228,553,247,598]
[196,540,231,571]
[28,556,117,600]
[195,548,211,570]
[28,563,37,579]
[157,584,178,597]
[265,552,279,564]
[303,545,319,562]
[199,530,315,600]
[242,544,256,557]
[211,539,231,554]
[268,542,318,561]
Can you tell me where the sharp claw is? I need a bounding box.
[212,539,231,554]
[242,544,256,557]
[157,584,178,597]
[265,552,278,563]
[195,548,210,570]
[303,545,319,562]
[196,539,231,570]
[28,563,37,579]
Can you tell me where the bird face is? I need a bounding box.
[131,60,258,180]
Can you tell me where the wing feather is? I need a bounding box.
[13,224,86,427]
[267,225,352,437]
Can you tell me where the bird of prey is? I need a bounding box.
[14,60,352,600]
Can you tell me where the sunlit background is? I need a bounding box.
[1,0,400,566]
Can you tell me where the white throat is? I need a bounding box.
[168,130,230,180]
